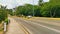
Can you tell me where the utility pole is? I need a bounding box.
[12,8,15,16]
[33,0,34,16]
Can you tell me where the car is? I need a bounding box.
[27,15,32,19]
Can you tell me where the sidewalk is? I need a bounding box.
[5,17,25,34]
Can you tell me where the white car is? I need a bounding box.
[27,15,32,18]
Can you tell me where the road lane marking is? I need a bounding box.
[21,24,29,34]
[20,23,33,34]
[16,22,29,34]
[14,18,30,34]
[33,23,60,33]
[24,20,60,33]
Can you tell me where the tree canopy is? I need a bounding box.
[40,0,60,17]
[0,5,8,23]
[9,0,60,17]
[15,4,41,17]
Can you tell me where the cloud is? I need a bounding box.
[0,0,49,9]
[43,0,49,2]
[16,0,39,5]
[0,0,18,9]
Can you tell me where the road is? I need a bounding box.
[6,17,26,34]
[13,17,60,34]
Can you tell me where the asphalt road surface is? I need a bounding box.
[13,17,60,34]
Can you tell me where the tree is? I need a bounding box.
[40,0,60,17]
[15,4,33,16]
[15,5,24,16]
[7,9,13,15]
[15,4,41,17]
[38,0,43,6]
[0,5,8,23]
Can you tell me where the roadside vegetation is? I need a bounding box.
[0,5,8,34]
[8,0,60,18]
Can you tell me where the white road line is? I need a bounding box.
[24,20,60,33]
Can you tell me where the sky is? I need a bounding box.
[0,0,49,9]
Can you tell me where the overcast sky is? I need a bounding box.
[0,0,49,9]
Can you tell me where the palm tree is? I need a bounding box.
[38,0,43,6]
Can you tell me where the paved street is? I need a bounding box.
[6,17,26,34]
[13,17,60,34]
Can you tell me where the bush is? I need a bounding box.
[4,18,9,25]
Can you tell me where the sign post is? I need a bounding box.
[4,23,6,32]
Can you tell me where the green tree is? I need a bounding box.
[7,9,13,15]
[0,5,8,23]
[40,0,60,17]
[39,0,43,6]
[15,4,41,16]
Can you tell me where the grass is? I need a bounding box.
[30,17,60,20]
[0,30,3,34]
[0,23,3,34]
[22,16,32,20]
[22,17,60,20]
[13,16,60,20]
[48,18,60,20]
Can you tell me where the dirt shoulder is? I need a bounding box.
[22,17,60,26]
[0,30,3,34]
[0,24,3,34]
